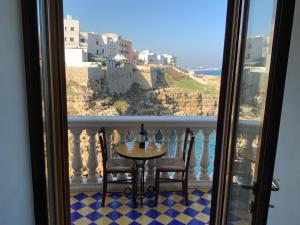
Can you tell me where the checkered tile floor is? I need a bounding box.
[70,188,212,225]
[227,201,250,225]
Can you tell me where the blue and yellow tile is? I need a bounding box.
[70,188,213,225]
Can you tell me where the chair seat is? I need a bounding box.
[106,158,135,173]
[156,158,185,172]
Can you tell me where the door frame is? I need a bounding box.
[251,1,295,224]
[21,0,295,224]
[21,0,69,225]
[211,0,295,224]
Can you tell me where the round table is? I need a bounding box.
[117,141,166,206]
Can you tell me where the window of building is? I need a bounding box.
[96,40,99,45]
[64,27,67,31]
[70,37,74,42]
[71,27,74,31]
[96,49,99,55]
[80,38,85,43]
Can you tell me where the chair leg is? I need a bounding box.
[181,172,184,191]
[101,173,107,207]
[154,170,160,206]
[184,173,189,206]
[132,171,137,208]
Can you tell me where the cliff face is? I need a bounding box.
[66,65,220,116]
[152,88,218,116]
[66,64,158,96]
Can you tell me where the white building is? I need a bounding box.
[80,32,105,59]
[64,15,80,47]
[64,48,88,66]
[63,16,174,66]
[138,50,159,64]
[138,50,177,66]
[63,17,135,65]
[163,54,177,66]
[102,33,134,60]
[101,33,120,58]
[245,36,270,66]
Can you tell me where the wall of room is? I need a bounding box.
[0,0,35,224]
[267,0,300,224]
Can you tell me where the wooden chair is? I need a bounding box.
[98,128,137,207]
[154,128,195,206]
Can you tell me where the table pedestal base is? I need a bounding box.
[135,160,156,207]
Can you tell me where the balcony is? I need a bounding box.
[68,116,258,224]
[68,116,258,190]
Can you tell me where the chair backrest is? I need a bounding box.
[182,128,195,171]
[98,128,108,172]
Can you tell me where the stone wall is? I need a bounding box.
[65,63,158,95]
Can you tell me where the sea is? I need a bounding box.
[164,132,216,177]
[193,69,221,76]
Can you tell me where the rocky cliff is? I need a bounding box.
[66,65,220,116]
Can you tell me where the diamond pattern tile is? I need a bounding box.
[70,188,242,224]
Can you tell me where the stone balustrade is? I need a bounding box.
[68,116,258,191]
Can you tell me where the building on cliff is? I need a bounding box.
[138,50,176,66]
[63,16,135,65]
[63,16,176,67]
[244,35,270,66]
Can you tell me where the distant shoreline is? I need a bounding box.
[192,69,221,76]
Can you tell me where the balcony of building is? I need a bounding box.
[68,116,257,225]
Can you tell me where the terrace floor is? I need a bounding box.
[70,188,212,225]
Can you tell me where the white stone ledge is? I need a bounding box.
[68,115,259,131]
[68,116,218,129]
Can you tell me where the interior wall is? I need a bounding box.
[267,0,300,224]
[0,0,35,225]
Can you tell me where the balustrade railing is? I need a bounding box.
[68,116,258,191]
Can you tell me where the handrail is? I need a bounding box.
[68,116,218,129]
[68,115,259,129]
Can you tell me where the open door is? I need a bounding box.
[211,0,295,225]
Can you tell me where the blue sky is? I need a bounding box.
[63,0,274,68]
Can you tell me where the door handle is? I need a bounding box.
[272,178,280,192]
[234,176,280,192]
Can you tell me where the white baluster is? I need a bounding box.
[240,128,257,183]
[188,128,197,181]
[87,129,98,183]
[174,128,185,179]
[117,128,128,180]
[199,129,212,180]
[132,128,139,142]
[150,129,157,143]
[146,129,156,182]
[161,128,170,179]
[245,129,257,152]
[71,129,83,183]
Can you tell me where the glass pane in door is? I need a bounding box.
[226,0,277,224]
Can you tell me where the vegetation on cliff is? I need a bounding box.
[66,66,220,116]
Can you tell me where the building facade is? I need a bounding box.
[244,36,270,66]
[163,54,177,66]
[139,50,176,66]
[64,15,80,47]
[63,16,176,66]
